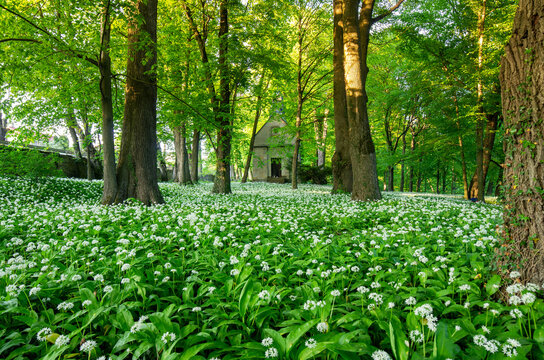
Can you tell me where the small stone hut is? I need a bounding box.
[252,118,296,182]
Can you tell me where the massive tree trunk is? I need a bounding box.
[241,73,267,183]
[212,0,231,194]
[191,129,200,183]
[99,0,118,204]
[343,0,381,201]
[173,123,192,185]
[332,0,353,194]
[469,111,499,198]
[114,0,163,205]
[499,0,544,283]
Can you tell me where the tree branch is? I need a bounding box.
[370,0,406,25]
[0,38,42,44]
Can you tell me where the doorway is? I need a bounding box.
[271,158,282,177]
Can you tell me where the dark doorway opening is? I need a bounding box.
[271,158,282,177]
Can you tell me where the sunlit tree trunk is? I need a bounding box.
[99,0,118,204]
[332,0,353,194]
[475,0,487,202]
[469,111,499,198]
[499,0,544,283]
[114,0,163,205]
[212,0,231,194]
[343,0,381,201]
[173,123,192,185]
[191,129,200,183]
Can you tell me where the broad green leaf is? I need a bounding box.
[285,318,320,355]
[433,321,455,360]
[238,279,254,321]
[389,315,409,360]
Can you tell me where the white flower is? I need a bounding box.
[405,297,416,306]
[37,327,52,342]
[230,269,240,276]
[265,347,278,358]
[29,286,41,296]
[459,284,471,291]
[510,309,523,319]
[474,334,487,346]
[259,290,270,300]
[331,289,341,297]
[409,330,424,344]
[57,301,74,311]
[414,304,433,317]
[161,332,176,344]
[522,292,536,304]
[192,306,202,312]
[80,340,97,353]
[121,278,130,284]
[82,300,92,307]
[121,263,131,271]
[103,285,113,293]
[93,274,104,282]
[316,322,328,333]
[372,350,392,360]
[72,274,82,281]
[261,337,273,347]
[509,271,521,279]
[305,338,317,348]
[55,335,70,346]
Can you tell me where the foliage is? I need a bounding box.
[298,164,331,185]
[0,178,542,359]
[0,146,63,177]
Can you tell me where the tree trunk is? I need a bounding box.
[400,132,406,191]
[191,129,200,183]
[173,124,192,185]
[442,165,447,194]
[212,0,231,194]
[66,111,82,159]
[468,111,499,198]
[436,164,440,194]
[332,0,353,194]
[499,0,544,283]
[0,112,6,141]
[114,0,163,205]
[409,166,414,192]
[99,0,118,204]
[242,73,267,183]
[387,166,394,191]
[319,109,329,167]
[292,99,302,189]
[475,0,487,202]
[451,167,456,194]
[343,0,381,201]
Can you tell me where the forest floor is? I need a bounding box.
[0,177,539,359]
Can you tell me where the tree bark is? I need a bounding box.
[114,0,163,205]
[400,133,406,191]
[475,0,487,202]
[499,0,544,283]
[332,0,353,194]
[468,111,499,198]
[241,73,267,183]
[84,122,93,180]
[292,10,305,190]
[212,0,231,194]
[66,110,82,159]
[99,0,118,204]
[0,112,6,141]
[191,129,200,183]
[173,123,192,185]
[343,0,381,201]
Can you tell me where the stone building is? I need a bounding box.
[252,118,296,181]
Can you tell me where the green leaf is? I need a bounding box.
[263,328,286,355]
[485,275,501,296]
[299,342,330,360]
[179,342,214,360]
[238,279,254,321]
[285,318,320,355]
[389,315,409,360]
[433,321,455,360]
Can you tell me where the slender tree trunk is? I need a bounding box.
[400,132,406,191]
[409,167,414,192]
[292,13,304,190]
[451,167,456,194]
[173,124,192,185]
[0,112,6,141]
[499,0,544,283]
[292,98,303,189]
[114,0,163,205]
[99,0,117,204]
[191,129,200,183]
[387,166,394,191]
[436,164,440,194]
[332,0,353,194]
[469,111,499,198]
[320,110,329,167]
[212,0,231,194]
[66,110,82,158]
[475,0,487,202]
[242,73,267,183]
[442,165,447,193]
[343,0,381,201]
